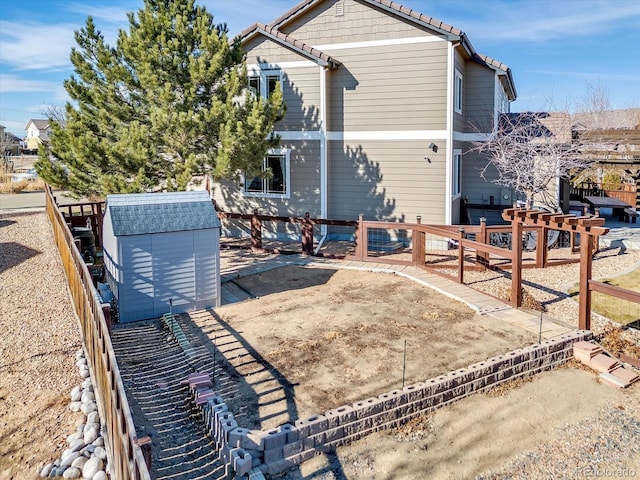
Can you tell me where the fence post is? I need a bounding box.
[578,232,594,330]
[477,217,488,270]
[302,212,313,255]
[511,218,523,307]
[102,304,112,336]
[250,209,262,251]
[457,227,465,283]
[535,226,548,268]
[354,215,366,261]
[135,436,153,476]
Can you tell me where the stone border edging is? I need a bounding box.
[165,318,591,478]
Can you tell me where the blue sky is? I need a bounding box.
[1,0,639,136]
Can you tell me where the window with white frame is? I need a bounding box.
[452,150,462,197]
[248,69,282,99]
[244,149,290,197]
[454,69,463,114]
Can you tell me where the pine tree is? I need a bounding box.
[36,0,284,197]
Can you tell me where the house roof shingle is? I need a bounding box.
[106,191,220,237]
[27,119,50,130]
[251,0,516,100]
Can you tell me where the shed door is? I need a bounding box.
[152,231,196,317]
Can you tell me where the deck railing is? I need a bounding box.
[45,187,151,480]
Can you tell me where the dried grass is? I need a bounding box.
[0,179,46,193]
[597,325,640,358]
[484,375,534,397]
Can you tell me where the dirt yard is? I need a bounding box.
[189,265,539,429]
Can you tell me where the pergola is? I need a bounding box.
[501,208,609,330]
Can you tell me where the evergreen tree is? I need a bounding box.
[36,0,284,197]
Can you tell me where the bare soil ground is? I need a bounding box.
[187,265,539,430]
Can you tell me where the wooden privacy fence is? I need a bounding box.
[45,187,151,480]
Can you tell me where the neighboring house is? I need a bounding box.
[1,125,22,156]
[25,119,51,152]
[213,0,516,237]
[572,108,640,209]
[102,191,221,323]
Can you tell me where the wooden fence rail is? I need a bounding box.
[45,187,151,480]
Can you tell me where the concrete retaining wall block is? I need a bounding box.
[282,440,304,458]
[263,447,283,464]
[295,414,328,437]
[326,405,355,428]
[352,397,382,418]
[278,424,298,443]
[263,429,287,450]
[232,448,252,477]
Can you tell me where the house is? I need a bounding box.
[572,109,640,210]
[25,119,51,152]
[212,0,517,237]
[102,191,221,323]
[1,125,22,156]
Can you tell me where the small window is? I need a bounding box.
[454,70,463,114]
[249,76,260,97]
[244,150,289,197]
[266,75,279,98]
[452,151,462,197]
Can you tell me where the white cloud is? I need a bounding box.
[421,0,640,44]
[0,74,61,93]
[0,21,77,71]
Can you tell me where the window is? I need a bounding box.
[454,70,463,114]
[266,75,279,98]
[249,76,260,97]
[248,70,281,99]
[452,150,462,197]
[244,149,289,197]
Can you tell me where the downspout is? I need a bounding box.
[315,65,329,255]
[445,41,455,225]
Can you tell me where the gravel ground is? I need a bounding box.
[0,210,83,479]
[462,246,640,343]
[0,210,638,480]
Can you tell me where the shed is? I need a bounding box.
[102,191,220,323]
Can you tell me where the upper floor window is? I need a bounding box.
[248,69,282,99]
[452,150,462,197]
[454,69,463,114]
[244,149,290,197]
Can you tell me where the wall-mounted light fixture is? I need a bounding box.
[428,142,438,153]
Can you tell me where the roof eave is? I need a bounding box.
[241,23,341,69]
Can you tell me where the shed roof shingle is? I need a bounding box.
[106,191,220,236]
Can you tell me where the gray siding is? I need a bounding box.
[151,232,195,317]
[194,229,220,309]
[328,42,448,131]
[460,148,505,206]
[119,235,154,322]
[280,67,321,131]
[328,139,447,223]
[464,62,496,133]
[213,139,322,216]
[244,36,306,64]
[280,0,446,45]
